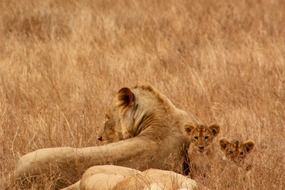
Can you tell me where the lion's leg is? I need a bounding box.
[15,137,158,186]
[15,147,76,179]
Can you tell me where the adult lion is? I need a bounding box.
[14,85,194,188]
[61,165,199,190]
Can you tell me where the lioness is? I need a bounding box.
[15,85,193,188]
[62,166,198,190]
[184,124,220,179]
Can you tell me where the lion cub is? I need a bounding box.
[184,124,220,179]
[219,138,255,171]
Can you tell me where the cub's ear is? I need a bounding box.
[243,141,255,153]
[184,125,195,135]
[219,138,229,151]
[209,124,220,136]
[117,87,135,108]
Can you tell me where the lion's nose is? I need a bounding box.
[198,146,204,150]
[97,136,103,141]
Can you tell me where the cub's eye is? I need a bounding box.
[229,151,233,154]
[194,136,198,140]
[205,136,209,140]
[240,152,244,156]
[105,114,110,120]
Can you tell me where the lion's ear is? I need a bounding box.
[184,125,195,135]
[243,141,255,154]
[219,138,229,151]
[117,87,135,108]
[209,124,220,137]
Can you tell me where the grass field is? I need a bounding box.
[0,0,284,189]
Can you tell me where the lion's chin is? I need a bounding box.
[198,150,204,153]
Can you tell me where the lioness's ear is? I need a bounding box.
[209,124,220,136]
[184,125,195,135]
[243,141,255,153]
[117,87,135,108]
[219,138,229,151]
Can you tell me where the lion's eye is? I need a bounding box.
[229,151,233,154]
[105,114,110,120]
[205,136,209,140]
[194,136,198,140]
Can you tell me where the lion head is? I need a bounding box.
[184,124,220,154]
[104,85,183,139]
[219,138,255,166]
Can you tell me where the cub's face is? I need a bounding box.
[219,139,255,165]
[184,124,220,154]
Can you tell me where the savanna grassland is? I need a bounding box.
[0,0,284,189]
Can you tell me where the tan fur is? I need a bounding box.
[114,169,198,190]
[79,165,140,190]
[60,181,80,190]
[184,124,220,179]
[62,167,200,190]
[219,138,255,170]
[96,114,123,143]
[15,85,193,188]
[202,139,256,189]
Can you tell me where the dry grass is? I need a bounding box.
[0,0,284,189]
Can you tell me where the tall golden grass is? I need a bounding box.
[0,0,284,189]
